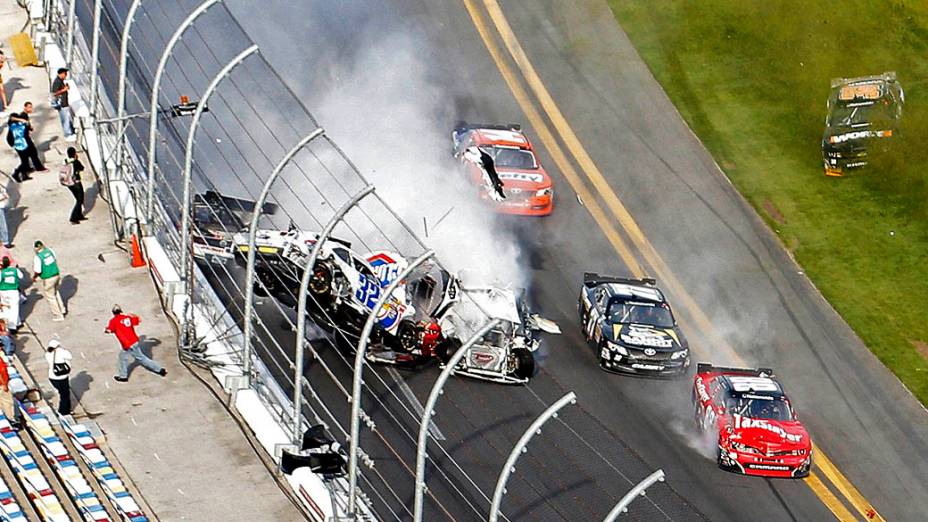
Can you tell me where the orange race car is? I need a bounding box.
[452,122,553,216]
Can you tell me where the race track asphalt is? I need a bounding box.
[88,0,928,519]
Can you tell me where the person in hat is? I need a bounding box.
[32,240,65,321]
[0,256,22,332]
[106,305,166,382]
[44,339,72,416]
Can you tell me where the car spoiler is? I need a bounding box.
[583,272,656,288]
[454,120,521,132]
[199,190,279,216]
[830,71,896,89]
[696,363,774,378]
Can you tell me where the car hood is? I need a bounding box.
[730,415,810,450]
[610,323,683,351]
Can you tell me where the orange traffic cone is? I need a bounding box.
[130,234,146,268]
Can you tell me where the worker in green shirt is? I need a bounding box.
[0,256,22,332]
[32,241,65,321]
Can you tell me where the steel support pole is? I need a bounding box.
[292,185,375,444]
[65,0,76,64]
[240,128,325,385]
[602,470,666,521]
[347,250,435,515]
[489,391,578,522]
[88,0,101,119]
[113,0,143,188]
[413,319,500,522]
[145,0,223,222]
[178,45,258,347]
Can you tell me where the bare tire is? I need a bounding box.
[512,348,535,380]
[435,337,462,363]
[309,264,333,297]
[396,320,418,353]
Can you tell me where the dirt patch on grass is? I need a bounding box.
[911,340,928,362]
[762,199,786,225]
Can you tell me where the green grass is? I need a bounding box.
[608,1,928,402]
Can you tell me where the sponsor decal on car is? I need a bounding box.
[733,414,803,443]
[618,325,674,348]
[828,129,892,144]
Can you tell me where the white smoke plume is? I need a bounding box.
[310,31,528,290]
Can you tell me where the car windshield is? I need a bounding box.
[606,300,674,328]
[492,147,537,169]
[728,397,794,421]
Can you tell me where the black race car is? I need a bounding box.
[578,273,690,377]
[822,72,903,177]
[192,191,277,263]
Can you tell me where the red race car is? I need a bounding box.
[693,363,812,478]
[451,122,554,216]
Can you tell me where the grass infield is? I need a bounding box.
[609,1,928,403]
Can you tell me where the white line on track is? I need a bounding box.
[385,367,445,441]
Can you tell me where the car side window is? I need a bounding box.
[710,381,726,409]
[353,257,374,278]
[595,289,607,310]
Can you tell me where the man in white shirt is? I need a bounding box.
[44,339,72,416]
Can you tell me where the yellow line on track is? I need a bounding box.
[814,445,885,522]
[806,472,858,522]
[465,0,884,520]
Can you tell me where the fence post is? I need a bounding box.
[113,0,143,187]
[145,0,223,222]
[88,0,101,119]
[291,184,375,444]
[413,319,500,522]
[602,470,665,521]
[347,250,435,516]
[177,45,258,347]
[489,391,578,522]
[240,128,325,385]
[65,0,76,65]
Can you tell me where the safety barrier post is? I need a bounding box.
[178,45,258,348]
[489,391,578,522]
[65,0,76,64]
[291,184,375,443]
[347,250,435,516]
[602,469,665,521]
[240,128,325,385]
[413,319,500,522]
[145,0,223,222]
[113,0,143,185]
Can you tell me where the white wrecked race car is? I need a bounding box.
[232,229,426,350]
[232,228,558,384]
[370,256,561,385]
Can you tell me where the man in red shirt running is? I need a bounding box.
[105,305,166,382]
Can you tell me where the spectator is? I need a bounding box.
[32,240,65,321]
[63,147,86,224]
[0,353,22,429]
[0,319,12,356]
[0,183,10,247]
[9,102,47,172]
[44,339,71,416]
[50,68,76,142]
[7,114,32,183]
[106,305,167,382]
[0,257,21,333]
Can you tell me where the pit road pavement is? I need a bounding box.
[0,2,302,518]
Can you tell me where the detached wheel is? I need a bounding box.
[512,348,535,380]
[396,320,418,353]
[435,337,462,363]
